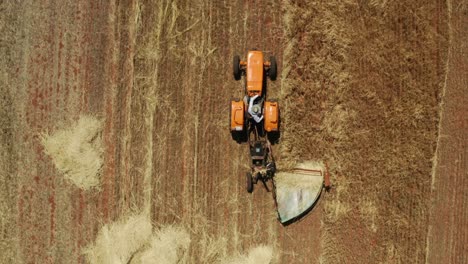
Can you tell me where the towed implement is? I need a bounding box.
[230,50,330,224]
[274,161,330,223]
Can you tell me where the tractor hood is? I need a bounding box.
[274,161,325,224]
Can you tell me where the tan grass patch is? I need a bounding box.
[86,211,274,264]
[219,245,273,264]
[324,199,351,223]
[84,213,152,264]
[359,198,378,232]
[323,175,352,223]
[40,115,103,190]
[133,225,191,264]
[195,227,228,263]
[322,105,356,141]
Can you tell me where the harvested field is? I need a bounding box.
[1,0,466,263]
[425,1,468,263]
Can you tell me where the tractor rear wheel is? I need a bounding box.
[269,56,277,81]
[266,98,280,144]
[233,55,241,80]
[246,172,253,193]
[230,97,247,143]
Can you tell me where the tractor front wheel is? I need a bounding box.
[233,55,241,80]
[246,172,253,193]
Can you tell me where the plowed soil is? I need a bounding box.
[1,0,466,263]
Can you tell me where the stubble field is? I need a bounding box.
[1,0,466,263]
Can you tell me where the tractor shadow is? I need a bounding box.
[231,130,248,143]
[267,125,281,145]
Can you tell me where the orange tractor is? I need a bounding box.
[230,50,279,193]
[230,51,330,224]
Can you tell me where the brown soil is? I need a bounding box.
[0,0,465,263]
[1,1,113,263]
[425,0,468,263]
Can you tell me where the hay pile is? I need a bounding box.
[220,245,273,264]
[41,115,103,190]
[132,226,191,264]
[85,212,274,264]
[84,213,152,264]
